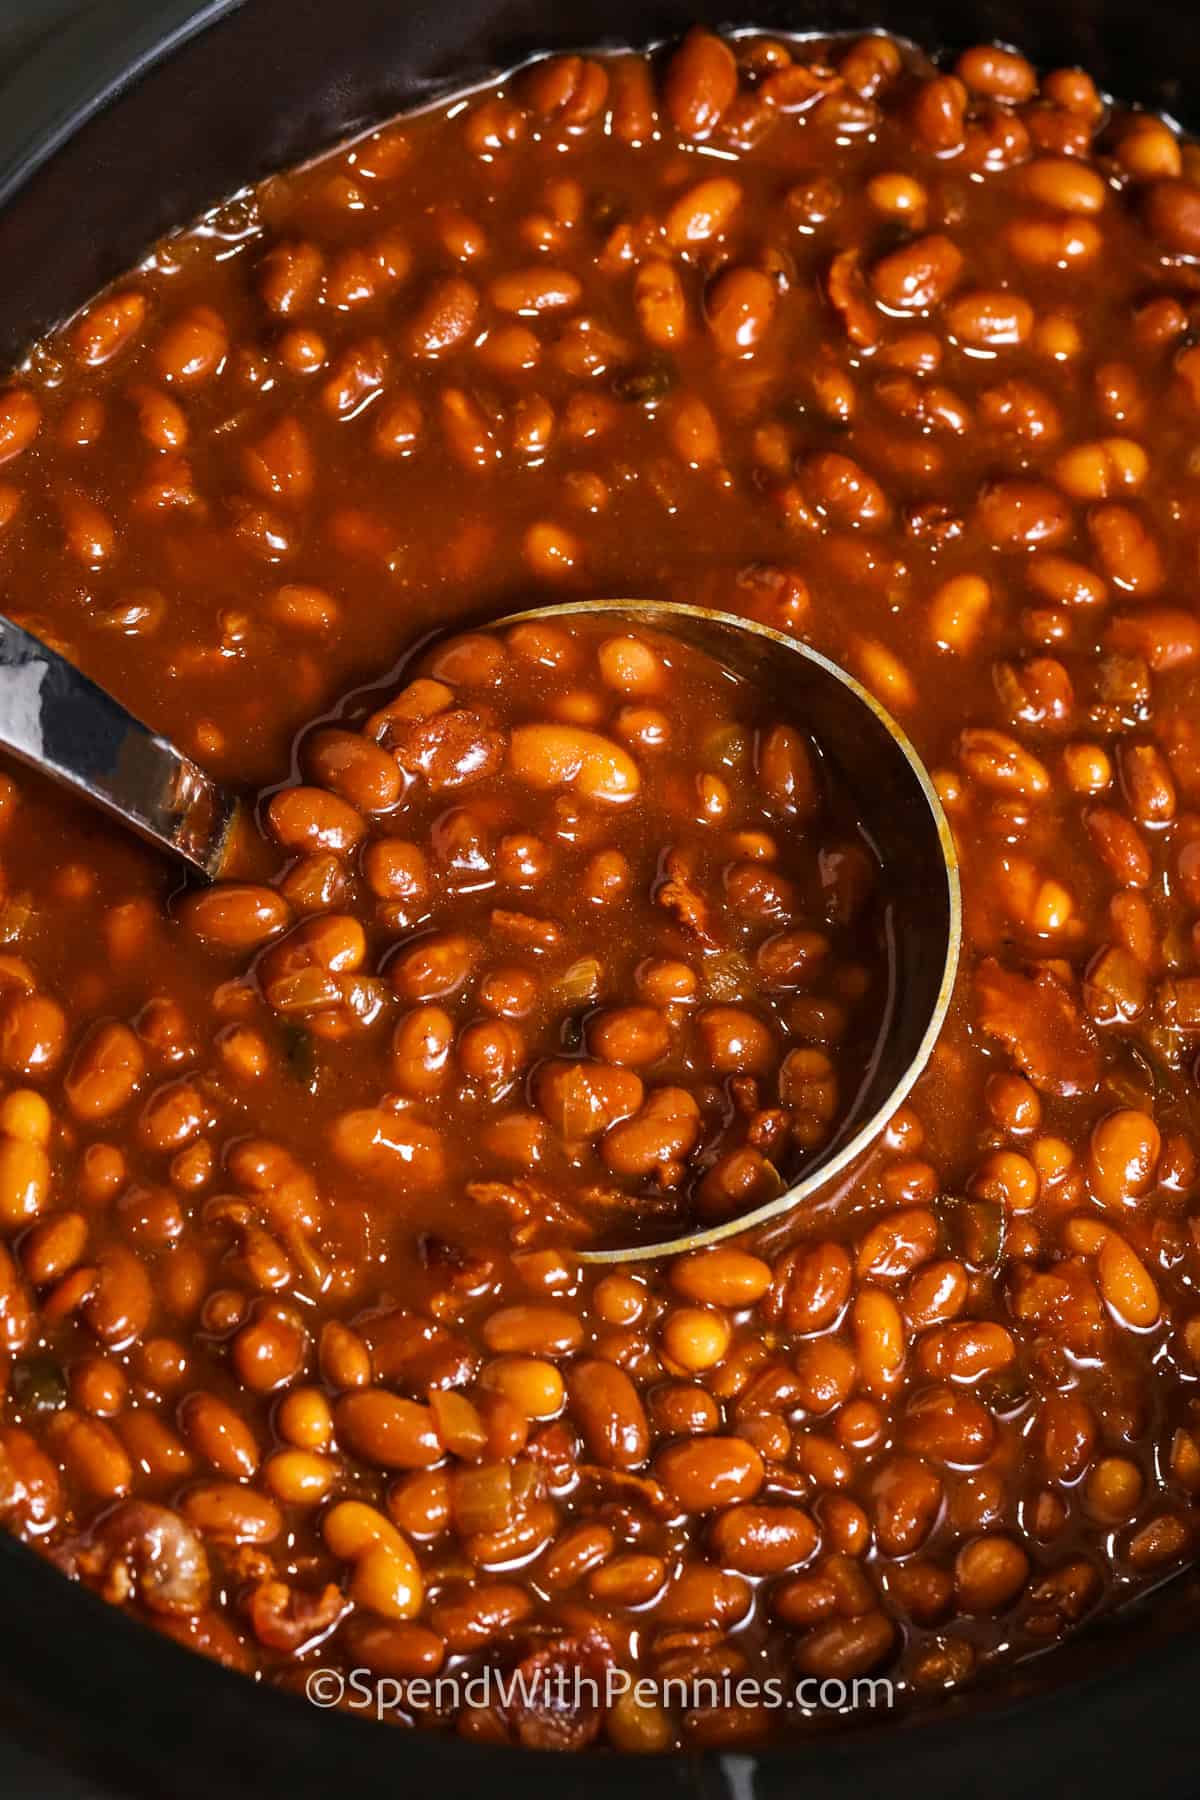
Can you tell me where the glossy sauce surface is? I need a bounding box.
[0,25,1197,1750]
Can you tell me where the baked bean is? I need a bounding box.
[178,886,290,950]
[1023,157,1108,215]
[337,1392,442,1468]
[64,1022,145,1121]
[955,44,1036,102]
[566,1360,649,1467]
[0,390,41,468]
[0,992,66,1078]
[304,730,401,812]
[536,1058,643,1137]
[670,1249,771,1309]
[635,262,688,348]
[706,267,777,357]
[709,1504,819,1574]
[1088,504,1164,594]
[870,235,964,312]
[852,1289,906,1399]
[795,1611,895,1678]
[663,178,743,250]
[946,291,1032,349]
[509,725,640,804]
[1142,179,1200,255]
[663,28,738,140]
[180,1394,260,1478]
[1088,1109,1160,1209]
[655,1436,764,1511]
[407,277,480,357]
[656,1563,752,1628]
[697,1007,773,1075]
[589,1006,669,1068]
[955,1536,1030,1611]
[912,74,967,153]
[156,307,227,385]
[391,1006,454,1096]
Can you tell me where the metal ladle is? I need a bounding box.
[0,614,238,879]
[0,601,961,1262]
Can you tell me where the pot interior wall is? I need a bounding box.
[0,0,1197,365]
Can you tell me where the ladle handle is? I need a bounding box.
[0,613,236,879]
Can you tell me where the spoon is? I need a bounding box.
[0,600,961,1262]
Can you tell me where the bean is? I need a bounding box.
[661,1307,731,1373]
[337,1391,443,1468]
[181,1482,281,1545]
[330,1109,446,1189]
[955,1535,1029,1611]
[305,730,401,812]
[656,1563,752,1628]
[1142,179,1200,255]
[709,1503,819,1574]
[706,267,776,356]
[178,885,291,950]
[180,1393,260,1478]
[520,54,608,127]
[764,1245,850,1337]
[430,1583,531,1650]
[566,1359,649,1467]
[1096,1232,1159,1328]
[1023,157,1108,214]
[856,1209,939,1282]
[46,1412,132,1500]
[912,74,967,153]
[977,480,1072,551]
[490,268,581,315]
[389,932,478,1001]
[536,1059,644,1138]
[796,1612,895,1678]
[64,1021,145,1121]
[670,1249,771,1308]
[589,1005,669,1068]
[663,28,738,140]
[1088,1109,1160,1208]
[851,1288,906,1399]
[407,277,480,357]
[482,1305,583,1356]
[663,178,742,250]
[955,44,1036,102]
[959,729,1050,799]
[635,261,688,347]
[655,1435,764,1511]
[156,307,227,385]
[945,290,1032,348]
[1088,504,1163,594]
[0,992,66,1078]
[870,235,963,312]
[509,724,640,804]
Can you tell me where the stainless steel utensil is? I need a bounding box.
[0,599,960,1262]
[0,613,238,878]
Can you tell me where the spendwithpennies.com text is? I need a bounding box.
[305,1662,896,1723]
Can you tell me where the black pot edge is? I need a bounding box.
[0,0,244,214]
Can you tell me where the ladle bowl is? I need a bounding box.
[488,600,962,1264]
